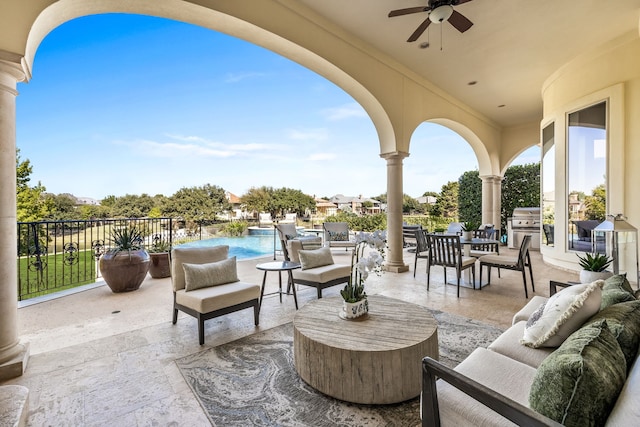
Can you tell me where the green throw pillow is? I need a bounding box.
[585,300,640,369]
[601,274,636,309]
[529,320,626,426]
[603,273,635,295]
[327,230,348,241]
[182,257,239,291]
[298,246,335,270]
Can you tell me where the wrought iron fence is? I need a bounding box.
[16,218,207,301]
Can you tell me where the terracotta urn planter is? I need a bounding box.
[100,249,150,292]
[148,252,171,279]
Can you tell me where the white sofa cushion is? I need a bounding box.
[488,321,554,368]
[436,347,537,426]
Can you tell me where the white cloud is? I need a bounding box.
[286,128,328,141]
[307,153,337,161]
[224,72,267,83]
[322,102,367,121]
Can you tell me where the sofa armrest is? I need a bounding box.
[421,357,562,427]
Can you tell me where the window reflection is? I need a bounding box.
[542,123,554,246]
[567,102,607,253]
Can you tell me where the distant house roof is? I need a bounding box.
[76,197,99,205]
[226,192,242,204]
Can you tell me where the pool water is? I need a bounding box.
[178,235,281,260]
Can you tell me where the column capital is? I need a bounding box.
[380,151,409,162]
[479,174,503,183]
[0,53,28,96]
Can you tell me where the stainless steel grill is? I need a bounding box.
[508,207,541,250]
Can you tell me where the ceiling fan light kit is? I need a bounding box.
[388,0,474,45]
[429,5,453,23]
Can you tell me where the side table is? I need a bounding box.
[256,261,301,309]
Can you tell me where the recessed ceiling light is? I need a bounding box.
[467,81,477,86]
[498,104,506,108]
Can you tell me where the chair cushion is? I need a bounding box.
[460,256,476,267]
[293,263,351,284]
[298,246,334,270]
[171,245,229,292]
[183,257,238,291]
[529,320,626,426]
[175,281,261,313]
[479,254,518,267]
[521,280,603,348]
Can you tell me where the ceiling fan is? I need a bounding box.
[388,0,475,43]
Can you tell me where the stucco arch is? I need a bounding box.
[424,118,493,176]
[21,0,395,155]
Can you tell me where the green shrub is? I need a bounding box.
[220,221,248,237]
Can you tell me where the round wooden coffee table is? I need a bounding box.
[293,295,438,404]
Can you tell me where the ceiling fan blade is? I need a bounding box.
[388,6,430,18]
[407,17,432,42]
[448,9,473,33]
[456,0,475,4]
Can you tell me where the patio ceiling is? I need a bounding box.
[297,0,640,127]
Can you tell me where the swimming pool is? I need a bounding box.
[178,235,281,260]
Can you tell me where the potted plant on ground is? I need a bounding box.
[577,252,613,283]
[99,226,150,292]
[340,230,386,319]
[147,237,171,279]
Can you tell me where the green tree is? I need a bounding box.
[501,163,540,234]
[165,184,230,222]
[402,194,419,214]
[584,184,606,220]
[272,187,316,217]
[422,191,438,198]
[109,194,155,218]
[242,186,274,216]
[43,193,78,220]
[16,150,48,222]
[458,170,482,225]
[373,193,387,204]
[432,181,459,218]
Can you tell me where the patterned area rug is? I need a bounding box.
[176,309,504,426]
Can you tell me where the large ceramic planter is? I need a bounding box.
[100,249,150,292]
[579,269,613,284]
[148,252,171,279]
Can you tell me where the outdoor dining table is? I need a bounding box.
[454,236,500,288]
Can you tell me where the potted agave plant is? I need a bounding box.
[99,226,150,292]
[577,252,613,283]
[340,230,386,319]
[461,221,480,240]
[147,237,171,279]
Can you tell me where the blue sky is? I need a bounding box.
[16,14,539,201]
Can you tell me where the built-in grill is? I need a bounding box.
[507,207,541,251]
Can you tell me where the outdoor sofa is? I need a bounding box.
[421,275,640,426]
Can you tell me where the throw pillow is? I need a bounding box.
[183,257,238,291]
[521,280,603,348]
[529,320,626,426]
[601,274,636,309]
[327,230,349,241]
[298,246,334,270]
[285,233,297,241]
[584,300,640,369]
[603,273,634,295]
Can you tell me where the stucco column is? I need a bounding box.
[0,58,29,380]
[492,176,503,234]
[381,151,409,273]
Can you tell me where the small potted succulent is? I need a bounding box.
[99,226,150,292]
[577,252,613,283]
[147,237,171,279]
[461,221,480,240]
